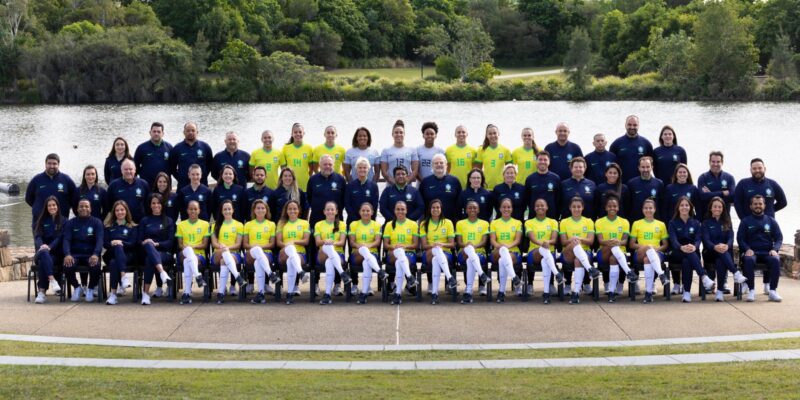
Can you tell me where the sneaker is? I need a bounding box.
[715,290,724,302]
[49,279,61,294]
[391,294,402,305]
[734,272,748,284]
[70,286,84,302]
[195,275,206,288]
[229,285,238,296]
[285,293,294,305]
[85,288,95,302]
[582,284,592,294]
[746,291,755,302]
[479,285,487,296]
[247,284,254,294]
[106,293,117,305]
[515,285,523,297]
[768,290,783,302]
[405,284,417,296]
[320,294,332,305]
[294,288,302,296]
[180,293,192,304]
[543,293,551,304]
[332,284,342,297]
[608,292,616,303]
[603,280,610,294]
[658,274,668,286]
[121,274,130,289]
[588,268,601,280]
[682,292,691,303]
[357,293,367,304]
[569,292,580,304]
[216,293,225,304]
[511,276,521,291]
[264,284,275,295]
[160,271,171,284]
[153,287,164,298]
[430,293,439,305]
[116,286,126,296]
[643,292,653,304]
[406,275,418,288]
[722,283,731,295]
[368,289,375,296]
[461,293,473,304]
[625,271,638,282]
[741,284,749,295]
[351,286,359,296]
[555,272,565,286]
[268,272,281,284]
[447,276,458,291]
[678,284,684,294]
[141,292,151,305]
[236,275,248,290]
[527,284,534,295]
[496,292,506,303]
[377,270,387,281]
[702,276,716,292]
[341,271,353,285]
[35,292,46,304]
[252,292,266,304]
[478,273,489,286]
[671,284,681,295]
[313,287,319,297]
[616,282,624,294]
[299,271,310,284]
[763,283,770,295]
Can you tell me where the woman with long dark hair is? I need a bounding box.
[33,196,64,303]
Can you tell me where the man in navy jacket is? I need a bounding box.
[733,158,787,220]
[26,153,76,225]
[737,195,784,302]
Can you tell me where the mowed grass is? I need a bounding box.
[1,361,798,399]
[0,337,799,362]
[325,66,559,81]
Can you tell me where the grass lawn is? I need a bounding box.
[0,360,797,398]
[0,337,798,362]
[326,66,559,81]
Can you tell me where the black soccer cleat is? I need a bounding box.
[543,293,551,304]
[461,293,473,304]
[268,272,281,284]
[496,292,506,303]
[446,276,457,290]
[341,271,353,285]
[252,292,266,304]
[478,273,489,286]
[319,294,332,305]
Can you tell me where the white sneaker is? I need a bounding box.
[583,284,592,293]
[671,284,682,295]
[678,284,684,294]
[294,288,302,296]
[763,283,770,295]
[313,287,319,297]
[768,290,782,302]
[49,279,61,294]
[733,271,747,284]
[85,288,94,302]
[682,292,691,303]
[153,287,164,298]
[106,293,117,305]
[116,286,126,296]
[527,284,534,295]
[515,286,523,296]
[742,284,750,294]
[746,291,755,302]
[121,274,130,289]
[141,292,151,305]
[35,292,46,304]
[715,290,724,302]
[479,285,487,296]
[159,271,171,284]
[70,286,84,302]
[265,284,275,295]
[351,286,359,296]
[368,289,375,296]
[602,281,609,294]
[702,276,715,291]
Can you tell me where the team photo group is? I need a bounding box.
[25,115,788,307]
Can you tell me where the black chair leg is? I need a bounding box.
[592,277,600,301]
[734,282,742,301]
[486,269,493,302]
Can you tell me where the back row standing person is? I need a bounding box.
[26,154,76,225]
[610,115,654,184]
[134,122,172,188]
[249,130,284,190]
[544,122,583,181]
[511,127,542,185]
[342,127,380,182]
[380,120,419,186]
[170,122,213,189]
[652,125,687,184]
[312,126,346,175]
[445,125,476,188]
[416,122,444,184]
[212,131,250,186]
[584,133,616,185]
[282,123,314,191]
[733,158,787,219]
[475,124,512,189]
[103,137,133,185]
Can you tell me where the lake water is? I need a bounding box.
[1,101,797,246]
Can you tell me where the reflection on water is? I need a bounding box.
[1,102,797,246]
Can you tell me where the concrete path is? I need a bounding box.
[496,69,564,80]
[1,349,799,370]
[4,278,800,345]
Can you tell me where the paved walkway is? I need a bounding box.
[4,278,800,345]
[1,349,799,370]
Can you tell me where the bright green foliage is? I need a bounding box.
[563,26,591,92]
[434,55,460,81]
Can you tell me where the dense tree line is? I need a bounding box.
[0,0,798,102]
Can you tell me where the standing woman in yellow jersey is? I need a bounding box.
[475,124,512,189]
[559,197,600,304]
[512,127,541,185]
[349,202,385,304]
[177,200,209,305]
[211,200,248,304]
[315,201,352,305]
[312,126,346,174]
[629,199,670,303]
[595,193,635,303]
[525,198,563,304]
[244,199,280,304]
[456,201,490,303]
[445,125,476,188]
[490,198,523,303]
[249,130,284,190]
[277,200,311,304]
[420,199,457,304]
[282,123,314,190]
[384,201,419,305]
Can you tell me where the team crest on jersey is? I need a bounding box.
[480,196,485,203]
[57,183,64,191]
[167,200,173,207]
[159,224,163,230]
[764,224,771,233]
[273,157,279,163]
[196,228,202,234]
[721,180,728,188]
[93,194,99,200]
[369,229,375,234]
[331,182,338,189]
[686,192,691,198]
[123,228,128,235]
[198,195,204,201]
[262,196,268,202]
[567,154,573,161]
[196,149,203,157]
[617,227,623,233]
[654,227,661,233]
[237,160,243,167]
[766,188,772,196]
[514,192,520,199]
[584,186,591,193]
[87,227,94,234]
[232,194,238,201]
[498,154,504,159]
[466,152,472,158]
[605,161,611,166]
[511,226,517,232]
[164,151,169,160]
[365,189,371,196]
[406,228,411,234]
[136,188,142,197]
[637,146,644,154]
[547,183,553,190]
[406,194,412,201]
[582,226,587,232]
[445,184,451,191]
[650,189,657,197]
[303,154,308,159]
[441,228,447,234]
[688,227,694,234]
[672,154,678,161]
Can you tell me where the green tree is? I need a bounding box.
[418,23,448,59]
[754,0,800,67]
[434,54,459,81]
[259,50,322,90]
[0,0,29,44]
[691,2,759,98]
[151,0,216,45]
[517,0,576,59]
[469,0,544,62]
[650,29,693,84]
[465,61,500,83]
[59,19,103,37]
[767,33,797,82]
[318,0,368,58]
[358,0,415,57]
[198,3,249,58]
[449,16,493,80]
[301,20,341,67]
[563,26,591,92]
[210,38,261,100]
[599,9,626,73]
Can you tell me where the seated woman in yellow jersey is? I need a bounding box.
[383,201,419,305]
[456,200,490,304]
[629,199,670,304]
[595,193,635,303]
[244,199,280,304]
[667,197,715,303]
[419,199,457,305]
[315,201,352,305]
[489,198,523,303]
[176,200,209,305]
[211,200,248,304]
[348,202,385,304]
[282,123,314,191]
[276,200,311,304]
[525,198,563,304]
[559,197,600,304]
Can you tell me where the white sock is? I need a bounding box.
[432,247,452,279]
[358,246,380,272]
[644,263,655,293]
[394,255,409,295]
[539,247,559,275]
[645,249,664,275]
[285,245,302,292]
[464,245,484,276]
[361,258,372,295]
[324,259,335,295]
[609,265,620,294]
[611,246,631,273]
[250,247,272,293]
[572,246,593,270]
[221,251,239,278]
[182,247,201,278]
[322,244,344,274]
[393,248,413,278]
[573,266,585,294]
[498,247,514,293]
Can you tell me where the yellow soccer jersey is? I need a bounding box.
[278,219,310,253]
[524,217,559,251]
[559,216,595,251]
[490,217,522,253]
[314,219,347,253]
[312,143,346,174]
[249,147,284,189]
[455,218,490,254]
[512,146,542,185]
[214,220,244,248]
[420,219,455,245]
[282,143,314,190]
[348,220,382,254]
[595,216,630,252]
[630,219,668,247]
[445,144,477,188]
[176,219,210,256]
[476,145,512,188]
[383,219,419,247]
[244,219,276,248]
